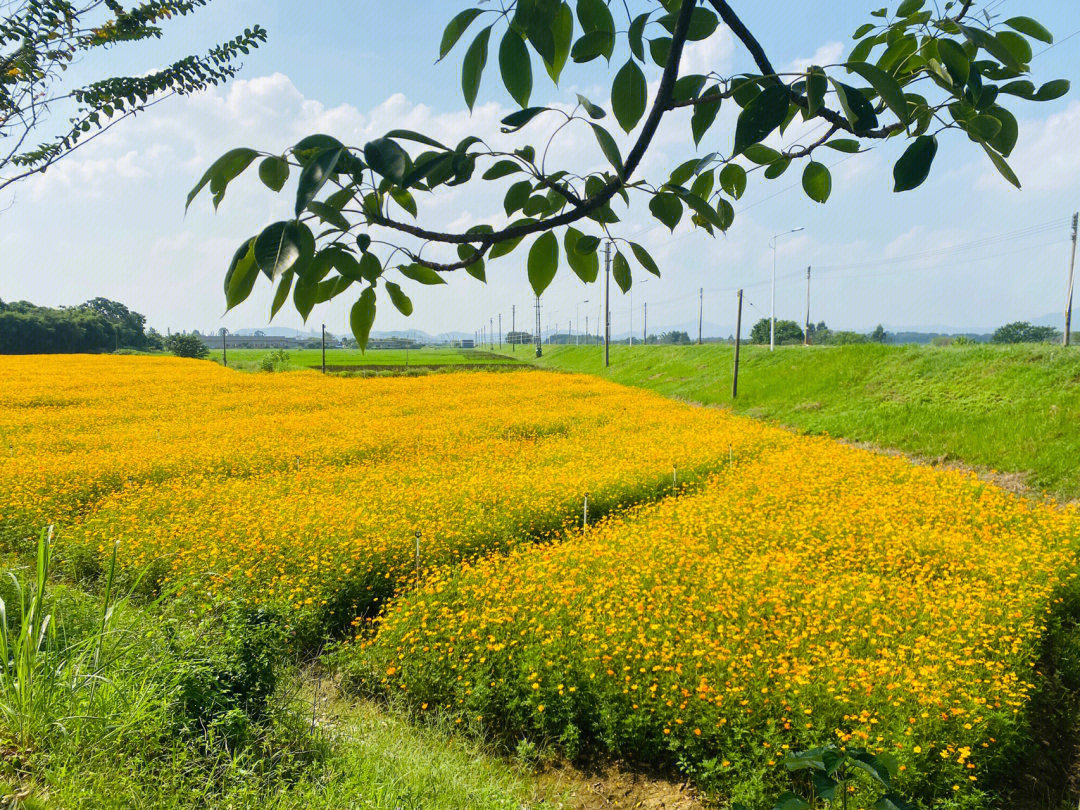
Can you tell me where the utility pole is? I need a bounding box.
[604,241,611,367]
[511,305,516,352]
[585,314,589,345]
[804,267,811,346]
[698,287,703,345]
[733,289,743,399]
[220,328,227,368]
[1066,212,1079,347]
[498,313,502,349]
[643,302,647,345]
[321,323,326,373]
[534,296,542,357]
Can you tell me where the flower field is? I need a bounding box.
[352,436,1080,805]
[0,356,774,624]
[4,354,1079,805]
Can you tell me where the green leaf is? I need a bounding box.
[350,288,377,351]
[986,105,1018,156]
[545,2,574,83]
[254,221,314,280]
[501,106,549,132]
[364,138,409,186]
[937,39,970,86]
[874,794,915,810]
[960,24,1022,71]
[269,272,293,320]
[802,161,832,203]
[295,147,343,216]
[806,67,827,116]
[611,60,647,133]
[528,231,559,295]
[224,238,258,311]
[564,228,599,283]
[996,31,1032,67]
[574,94,605,120]
[571,30,614,63]
[649,193,682,231]
[764,158,791,179]
[743,144,782,164]
[187,147,258,211]
[385,129,449,150]
[734,84,790,155]
[830,80,879,132]
[1004,16,1053,45]
[853,23,876,39]
[850,757,890,788]
[258,156,290,192]
[895,0,924,16]
[772,792,812,810]
[504,180,534,215]
[630,242,660,277]
[691,94,721,145]
[824,138,861,153]
[399,264,447,285]
[967,114,1002,141]
[590,123,623,176]
[845,61,910,125]
[628,12,649,61]
[500,30,533,107]
[307,201,350,230]
[680,191,726,232]
[577,0,614,36]
[462,26,493,111]
[893,134,937,191]
[441,8,484,59]
[1033,79,1070,102]
[483,160,523,180]
[648,37,671,68]
[577,235,600,253]
[358,252,382,283]
[385,281,414,316]
[612,250,631,292]
[982,142,1020,188]
[719,164,747,199]
[389,187,418,217]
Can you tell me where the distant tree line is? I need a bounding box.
[991,321,1059,344]
[748,320,888,346]
[0,298,162,354]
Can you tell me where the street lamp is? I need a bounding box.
[576,300,590,345]
[630,279,648,347]
[769,227,804,351]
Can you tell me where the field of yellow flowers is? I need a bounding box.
[4,354,1079,805]
[0,355,776,627]
[352,436,1080,805]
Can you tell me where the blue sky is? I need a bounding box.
[2,0,1079,338]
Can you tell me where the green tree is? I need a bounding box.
[992,321,1058,343]
[1,1,265,194]
[190,1,1067,347]
[165,332,209,359]
[750,318,802,345]
[0,297,151,353]
[870,324,887,343]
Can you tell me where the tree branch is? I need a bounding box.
[369,0,697,249]
[705,0,904,140]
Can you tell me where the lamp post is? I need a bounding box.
[769,227,804,351]
[576,300,590,345]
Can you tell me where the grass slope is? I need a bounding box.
[526,343,1080,500]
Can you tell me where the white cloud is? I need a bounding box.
[786,42,845,74]
[979,101,1080,193]
[681,28,736,77]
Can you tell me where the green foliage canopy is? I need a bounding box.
[0,297,153,353]
[992,321,1058,343]
[189,0,1068,349]
[1,1,265,194]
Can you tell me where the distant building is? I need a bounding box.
[453,339,475,349]
[193,332,342,349]
[367,337,424,350]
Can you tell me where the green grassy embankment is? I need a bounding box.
[525,343,1080,501]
